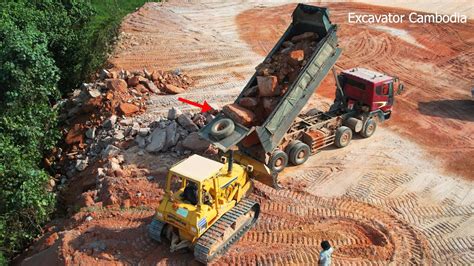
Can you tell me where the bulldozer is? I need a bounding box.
[148,151,268,263]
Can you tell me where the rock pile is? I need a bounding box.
[223,32,319,126]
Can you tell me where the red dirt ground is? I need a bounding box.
[236,2,474,180]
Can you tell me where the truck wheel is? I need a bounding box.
[210,118,235,140]
[335,126,352,148]
[268,150,288,173]
[289,142,310,165]
[360,119,376,138]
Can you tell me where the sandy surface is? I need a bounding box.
[19,1,473,265]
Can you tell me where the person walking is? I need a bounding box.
[319,240,334,266]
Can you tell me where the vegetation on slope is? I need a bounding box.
[0,0,146,262]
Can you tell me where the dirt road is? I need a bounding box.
[20,1,473,265]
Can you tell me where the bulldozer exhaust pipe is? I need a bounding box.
[228,150,234,174]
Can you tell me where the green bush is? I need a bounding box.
[0,0,147,261]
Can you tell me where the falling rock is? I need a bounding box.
[167,107,182,120]
[102,145,121,158]
[177,114,199,132]
[257,75,279,97]
[164,121,178,149]
[222,104,256,127]
[182,132,211,152]
[146,127,167,152]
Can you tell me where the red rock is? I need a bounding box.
[239,97,259,108]
[119,103,139,115]
[289,50,305,62]
[127,76,140,87]
[262,97,279,116]
[164,84,185,94]
[223,104,256,127]
[106,79,128,93]
[257,75,279,97]
[65,124,84,145]
[122,199,131,208]
[136,84,148,94]
[291,32,317,42]
[44,232,59,248]
[151,72,161,81]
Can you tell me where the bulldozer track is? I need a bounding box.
[195,198,260,264]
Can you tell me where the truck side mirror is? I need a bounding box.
[397,84,404,95]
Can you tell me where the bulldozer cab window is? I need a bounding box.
[183,180,199,205]
[169,174,184,193]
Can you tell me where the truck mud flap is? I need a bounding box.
[199,114,252,152]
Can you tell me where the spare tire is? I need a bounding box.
[210,118,235,140]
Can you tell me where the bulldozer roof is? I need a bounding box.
[342,67,393,84]
[169,154,224,182]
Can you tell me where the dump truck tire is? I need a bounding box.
[289,142,310,165]
[268,150,288,173]
[360,118,376,138]
[335,126,352,148]
[210,118,235,140]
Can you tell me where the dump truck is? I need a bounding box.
[199,4,403,186]
[148,152,266,263]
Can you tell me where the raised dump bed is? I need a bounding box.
[200,4,341,164]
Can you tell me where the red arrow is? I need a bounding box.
[177,97,213,113]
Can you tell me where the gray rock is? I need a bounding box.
[167,107,182,120]
[137,150,145,156]
[120,118,133,126]
[138,127,150,137]
[102,145,121,158]
[67,106,81,118]
[85,127,96,139]
[177,114,199,132]
[88,88,101,98]
[164,121,178,149]
[143,80,160,94]
[103,115,117,129]
[147,175,155,181]
[135,135,147,148]
[99,136,114,148]
[114,130,125,140]
[99,69,110,80]
[182,132,211,152]
[75,158,89,171]
[145,127,167,152]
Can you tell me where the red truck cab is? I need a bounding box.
[340,68,401,118]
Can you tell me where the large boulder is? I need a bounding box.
[106,79,128,93]
[257,75,279,97]
[182,132,211,152]
[222,104,256,127]
[164,121,178,149]
[177,114,199,132]
[118,103,139,116]
[146,127,167,152]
